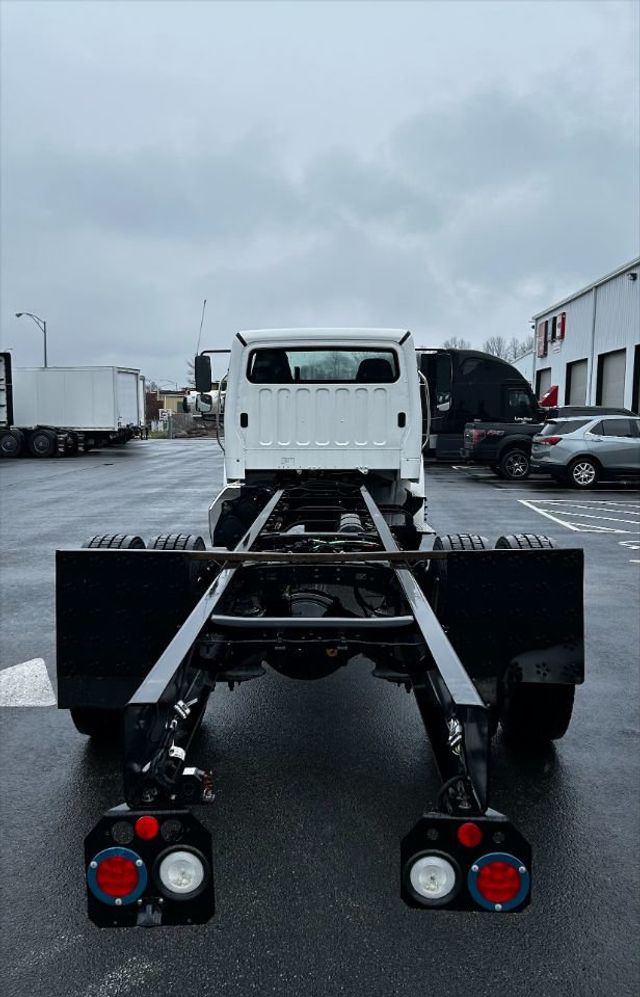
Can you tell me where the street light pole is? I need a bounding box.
[15,312,48,367]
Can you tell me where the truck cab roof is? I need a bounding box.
[237,328,411,346]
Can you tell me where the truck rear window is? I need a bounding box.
[247,348,399,384]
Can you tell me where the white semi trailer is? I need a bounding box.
[0,352,145,458]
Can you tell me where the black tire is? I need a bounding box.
[495,533,555,549]
[148,533,207,550]
[82,534,146,548]
[0,428,23,457]
[498,447,530,481]
[567,456,600,489]
[433,533,490,551]
[500,682,575,744]
[70,707,122,740]
[27,428,57,458]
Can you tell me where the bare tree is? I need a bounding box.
[507,337,522,362]
[442,336,472,350]
[482,335,510,359]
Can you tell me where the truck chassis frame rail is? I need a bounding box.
[57,481,584,926]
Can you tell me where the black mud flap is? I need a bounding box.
[401,811,531,913]
[56,550,218,709]
[85,806,214,927]
[426,548,584,684]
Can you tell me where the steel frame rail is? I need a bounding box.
[122,482,489,813]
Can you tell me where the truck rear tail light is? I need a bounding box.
[401,812,531,912]
[471,430,486,444]
[468,852,530,911]
[156,848,207,897]
[405,852,460,906]
[87,847,148,906]
[85,809,214,926]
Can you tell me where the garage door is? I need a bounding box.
[566,359,588,405]
[598,349,626,407]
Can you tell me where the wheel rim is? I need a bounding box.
[572,461,596,485]
[1,437,18,455]
[504,453,528,478]
[33,435,50,455]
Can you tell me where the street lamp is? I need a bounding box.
[15,312,47,367]
[157,379,178,389]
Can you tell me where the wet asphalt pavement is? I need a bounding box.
[1,441,639,997]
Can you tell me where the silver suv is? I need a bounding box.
[531,415,640,488]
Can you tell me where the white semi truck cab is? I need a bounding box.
[195,329,428,547]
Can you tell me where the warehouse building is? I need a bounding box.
[514,257,640,411]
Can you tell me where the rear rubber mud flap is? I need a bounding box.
[56,550,218,709]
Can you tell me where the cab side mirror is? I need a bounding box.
[195,354,212,392]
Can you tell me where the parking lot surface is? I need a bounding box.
[1,441,639,997]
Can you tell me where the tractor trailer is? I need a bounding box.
[55,328,584,926]
[0,351,145,458]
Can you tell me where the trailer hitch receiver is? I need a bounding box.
[85,806,214,927]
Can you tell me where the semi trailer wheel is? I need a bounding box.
[0,428,24,457]
[70,707,122,740]
[500,682,575,745]
[495,533,554,549]
[433,533,490,551]
[27,428,57,458]
[82,534,146,548]
[148,534,207,550]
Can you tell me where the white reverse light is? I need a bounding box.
[158,850,205,896]
[409,854,457,902]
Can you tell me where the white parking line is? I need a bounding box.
[519,498,640,534]
[0,658,55,706]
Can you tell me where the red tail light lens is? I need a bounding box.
[97,856,139,897]
[135,815,160,840]
[456,822,483,848]
[468,852,530,911]
[537,436,561,445]
[471,430,486,444]
[477,861,521,903]
[87,847,148,905]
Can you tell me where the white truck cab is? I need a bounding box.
[197,329,427,546]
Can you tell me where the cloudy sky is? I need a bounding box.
[1,0,638,384]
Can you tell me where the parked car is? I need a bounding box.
[462,406,636,481]
[531,415,640,488]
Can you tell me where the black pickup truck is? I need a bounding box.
[462,406,635,480]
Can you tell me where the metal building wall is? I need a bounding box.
[531,259,640,409]
[592,271,639,406]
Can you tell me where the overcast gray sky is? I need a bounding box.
[1,0,638,383]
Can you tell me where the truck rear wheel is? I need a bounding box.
[0,428,23,457]
[495,533,554,549]
[148,534,207,550]
[82,534,146,548]
[70,707,122,740]
[433,533,490,551]
[500,682,575,744]
[498,448,530,481]
[27,428,57,458]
